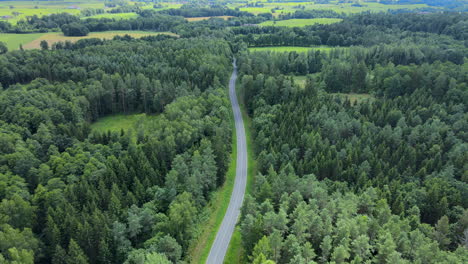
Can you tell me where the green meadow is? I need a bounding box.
[0,1,104,24]
[0,32,46,50]
[331,93,375,104]
[90,113,158,137]
[236,1,430,16]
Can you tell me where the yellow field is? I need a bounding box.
[185,16,234,22]
[21,31,177,49]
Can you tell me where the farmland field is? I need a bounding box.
[236,1,430,16]
[249,46,346,53]
[140,3,183,10]
[260,18,342,27]
[20,31,176,49]
[0,32,46,50]
[0,0,104,24]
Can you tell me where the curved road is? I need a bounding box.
[206,59,247,264]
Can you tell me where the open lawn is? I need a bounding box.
[260,18,342,27]
[0,32,46,50]
[249,46,347,53]
[186,16,234,22]
[20,31,176,49]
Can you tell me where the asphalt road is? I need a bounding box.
[206,58,247,264]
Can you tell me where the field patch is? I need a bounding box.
[235,2,430,16]
[0,33,46,50]
[293,75,308,88]
[0,1,104,24]
[186,16,234,22]
[21,31,176,49]
[260,18,342,27]
[90,113,158,136]
[331,93,375,104]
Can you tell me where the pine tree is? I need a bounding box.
[67,239,89,264]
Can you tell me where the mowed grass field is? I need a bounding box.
[17,31,176,49]
[260,18,342,27]
[249,46,347,53]
[186,16,234,22]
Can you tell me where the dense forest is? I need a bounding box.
[0,36,234,263]
[235,16,467,264]
[0,3,467,264]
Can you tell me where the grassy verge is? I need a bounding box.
[224,79,257,264]
[188,117,237,263]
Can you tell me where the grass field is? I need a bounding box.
[236,1,430,16]
[0,1,104,24]
[0,32,46,50]
[18,31,176,49]
[82,12,139,20]
[249,46,346,53]
[186,16,234,22]
[141,3,183,10]
[260,18,342,27]
[90,113,159,136]
[331,93,375,104]
[293,75,308,88]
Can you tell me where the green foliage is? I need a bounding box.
[236,12,468,262]
[0,35,233,263]
[259,18,343,27]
